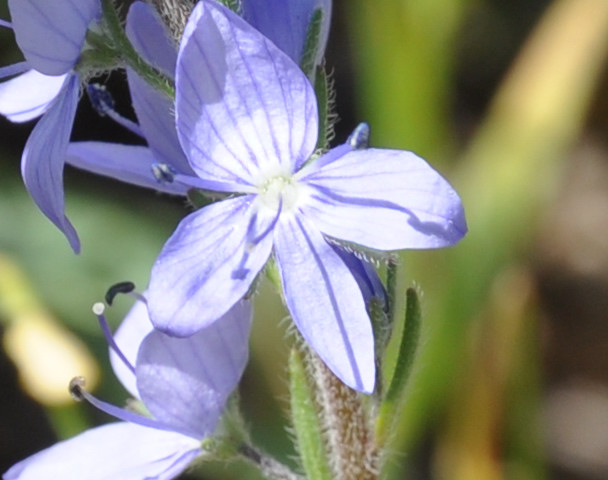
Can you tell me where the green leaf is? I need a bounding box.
[375,287,422,446]
[301,8,323,77]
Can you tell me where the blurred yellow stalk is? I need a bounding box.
[0,254,99,406]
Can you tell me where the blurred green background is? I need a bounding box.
[3,0,608,479]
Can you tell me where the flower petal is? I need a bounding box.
[148,197,273,337]
[176,1,318,185]
[137,300,252,438]
[125,3,195,175]
[3,422,201,480]
[110,299,154,398]
[274,215,375,393]
[8,0,101,75]
[0,70,67,123]
[66,141,189,195]
[126,72,194,175]
[243,0,332,67]
[126,1,177,77]
[300,148,468,250]
[331,246,387,308]
[21,73,80,253]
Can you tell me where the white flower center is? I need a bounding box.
[258,175,301,213]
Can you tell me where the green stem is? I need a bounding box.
[375,287,422,447]
[100,0,175,99]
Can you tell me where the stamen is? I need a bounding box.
[105,281,136,305]
[172,172,256,194]
[347,122,370,149]
[0,19,12,29]
[92,302,135,375]
[250,198,283,245]
[86,84,143,137]
[69,376,87,401]
[68,377,170,432]
[152,162,177,184]
[0,61,28,80]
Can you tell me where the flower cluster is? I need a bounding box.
[2,0,467,479]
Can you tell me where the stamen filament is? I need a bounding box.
[92,302,135,375]
[86,84,144,137]
[69,376,169,431]
[0,61,29,80]
[173,172,256,194]
[249,198,283,246]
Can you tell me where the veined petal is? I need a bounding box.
[3,422,201,480]
[66,142,189,195]
[137,300,252,438]
[125,3,193,174]
[8,0,101,75]
[0,70,67,123]
[274,215,375,393]
[301,148,467,250]
[126,72,193,175]
[126,1,177,77]
[242,0,332,68]
[148,197,273,337]
[332,246,387,308]
[21,73,80,253]
[110,299,154,398]
[176,1,318,186]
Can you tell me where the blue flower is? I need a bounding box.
[146,1,467,393]
[66,1,195,196]
[4,296,252,480]
[242,0,332,71]
[0,0,102,253]
[65,0,332,194]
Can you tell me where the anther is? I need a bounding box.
[105,281,136,306]
[347,122,371,149]
[69,376,87,401]
[152,163,176,184]
[92,302,105,316]
[85,84,143,137]
[86,84,114,116]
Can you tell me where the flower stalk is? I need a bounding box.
[306,347,379,480]
[100,0,175,98]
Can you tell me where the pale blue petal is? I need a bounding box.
[274,216,375,393]
[137,300,252,438]
[0,70,67,123]
[243,0,332,67]
[148,197,273,337]
[124,3,197,176]
[21,74,80,253]
[124,1,191,175]
[8,0,101,75]
[176,1,318,186]
[300,148,467,250]
[110,299,154,399]
[126,1,177,77]
[127,72,194,175]
[3,422,201,480]
[332,247,387,308]
[66,141,189,195]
